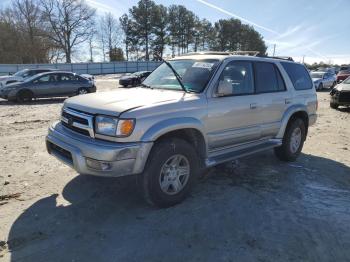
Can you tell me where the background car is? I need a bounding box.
[330,76,350,109]
[310,71,336,90]
[0,71,96,102]
[119,71,152,87]
[0,68,57,87]
[337,69,350,83]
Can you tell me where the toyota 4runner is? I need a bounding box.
[46,52,317,207]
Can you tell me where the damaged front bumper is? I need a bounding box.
[46,122,153,177]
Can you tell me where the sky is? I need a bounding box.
[1,0,349,64]
[84,0,350,65]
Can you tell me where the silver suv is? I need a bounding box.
[46,53,317,207]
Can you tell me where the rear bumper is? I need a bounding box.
[46,122,153,177]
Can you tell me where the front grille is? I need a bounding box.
[61,108,94,137]
[62,121,91,136]
[339,91,350,103]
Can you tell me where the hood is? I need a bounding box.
[120,75,137,80]
[312,78,321,82]
[334,83,350,92]
[64,87,193,117]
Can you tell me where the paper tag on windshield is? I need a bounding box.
[192,62,214,69]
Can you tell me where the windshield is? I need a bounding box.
[13,69,30,77]
[343,77,350,84]
[143,59,220,92]
[310,72,324,78]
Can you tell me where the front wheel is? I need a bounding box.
[330,102,339,109]
[16,90,33,103]
[140,138,199,208]
[274,118,306,162]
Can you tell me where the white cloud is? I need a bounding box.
[85,0,124,16]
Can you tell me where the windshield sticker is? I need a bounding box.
[192,62,214,69]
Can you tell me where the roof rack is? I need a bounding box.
[257,55,294,61]
[178,51,294,61]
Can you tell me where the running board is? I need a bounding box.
[205,140,282,167]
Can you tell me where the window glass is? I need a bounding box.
[276,67,286,91]
[255,62,284,93]
[281,62,313,90]
[60,74,74,81]
[218,61,254,95]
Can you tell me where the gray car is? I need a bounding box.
[0,71,96,102]
[46,53,317,207]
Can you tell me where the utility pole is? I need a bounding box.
[302,55,305,64]
[272,44,276,57]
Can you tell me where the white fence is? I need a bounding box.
[0,61,162,75]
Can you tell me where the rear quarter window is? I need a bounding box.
[281,62,313,90]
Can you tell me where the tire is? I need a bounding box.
[330,102,339,109]
[122,84,128,88]
[274,118,306,162]
[77,88,89,95]
[140,138,199,208]
[16,89,33,103]
[318,83,323,91]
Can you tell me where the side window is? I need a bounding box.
[254,62,285,93]
[218,61,254,95]
[34,75,50,83]
[60,74,74,81]
[281,62,313,90]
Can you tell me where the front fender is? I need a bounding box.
[141,117,206,143]
[276,104,308,139]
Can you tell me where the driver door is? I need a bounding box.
[31,74,58,97]
[206,60,262,150]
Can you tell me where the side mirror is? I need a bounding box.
[217,80,232,96]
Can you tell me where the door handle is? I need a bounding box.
[285,99,292,104]
[250,103,257,109]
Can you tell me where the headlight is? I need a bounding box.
[95,116,135,137]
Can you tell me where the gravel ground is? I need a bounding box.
[0,77,350,261]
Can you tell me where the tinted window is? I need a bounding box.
[218,61,254,95]
[281,62,313,90]
[255,62,285,93]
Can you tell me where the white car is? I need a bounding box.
[0,68,56,87]
[310,71,337,90]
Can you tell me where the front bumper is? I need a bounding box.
[46,122,153,177]
[331,90,350,105]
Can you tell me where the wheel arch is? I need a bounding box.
[277,106,309,140]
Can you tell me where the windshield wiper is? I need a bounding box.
[154,54,187,93]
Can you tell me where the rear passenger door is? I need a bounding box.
[57,73,79,95]
[253,62,291,138]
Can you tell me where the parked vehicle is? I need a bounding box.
[337,69,350,83]
[310,71,337,90]
[0,71,96,102]
[46,52,317,207]
[0,68,57,87]
[330,76,350,109]
[119,71,152,87]
[80,74,95,84]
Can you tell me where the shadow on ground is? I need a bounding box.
[6,151,350,262]
[0,98,66,106]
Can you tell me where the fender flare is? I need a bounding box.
[141,117,207,144]
[276,104,309,139]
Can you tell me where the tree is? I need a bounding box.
[40,0,96,63]
[109,47,125,61]
[99,12,122,61]
[129,0,157,60]
[151,4,168,59]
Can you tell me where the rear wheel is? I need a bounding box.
[16,89,33,103]
[274,118,306,162]
[77,88,89,95]
[140,138,199,208]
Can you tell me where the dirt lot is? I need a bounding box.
[0,77,350,261]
